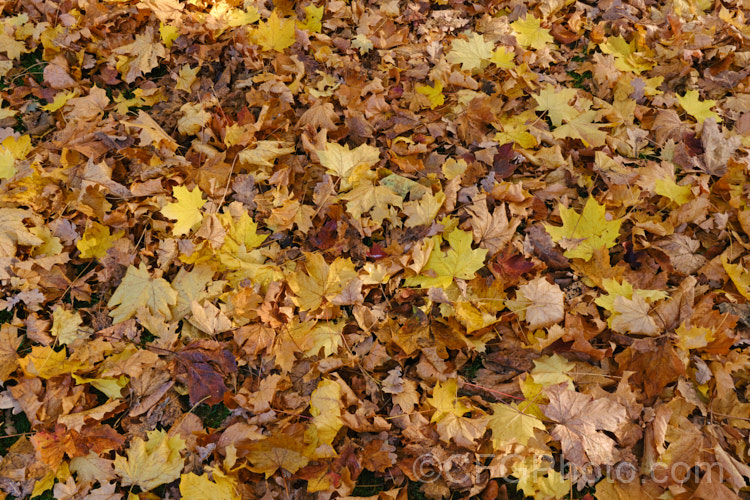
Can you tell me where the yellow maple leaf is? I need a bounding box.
[544,197,622,261]
[239,140,296,168]
[310,379,343,446]
[226,6,260,27]
[73,374,129,399]
[722,255,750,300]
[0,134,31,180]
[178,102,211,135]
[495,110,538,149]
[161,185,206,236]
[113,430,185,491]
[654,177,692,206]
[598,35,655,74]
[512,455,570,500]
[254,10,296,52]
[50,306,85,345]
[113,26,166,83]
[19,346,82,379]
[416,80,445,109]
[180,471,239,500]
[159,22,179,48]
[218,209,267,254]
[41,90,77,112]
[487,402,545,448]
[107,263,178,323]
[676,89,720,124]
[0,147,15,180]
[446,32,494,73]
[288,253,358,310]
[674,322,715,351]
[403,191,445,228]
[552,109,608,147]
[297,4,324,33]
[175,64,200,92]
[77,221,124,259]
[316,141,380,189]
[533,85,579,127]
[511,15,554,50]
[340,181,403,223]
[427,379,471,423]
[490,46,515,68]
[245,435,310,478]
[404,229,487,289]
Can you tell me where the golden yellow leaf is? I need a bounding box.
[107,263,178,323]
[180,471,239,500]
[77,221,124,259]
[50,306,86,345]
[113,430,185,491]
[310,379,343,446]
[254,11,295,52]
[677,89,720,124]
[427,379,471,423]
[161,185,206,236]
[19,346,82,379]
[544,197,622,261]
[511,15,554,50]
[113,26,166,83]
[487,402,545,448]
[404,229,487,289]
[446,32,494,72]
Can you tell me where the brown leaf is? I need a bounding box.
[542,384,628,467]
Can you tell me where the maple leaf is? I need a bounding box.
[552,109,608,147]
[107,263,178,323]
[288,252,358,310]
[177,102,211,135]
[542,384,628,467]
[446,32,494,72]
[507,277,565,330]
[598,35,654,74]
[0,325,20,382]
[403,191,446,228]
[722,255,750,300]
[18,346,82,379]
[180,471,239,500]
[310,379,343,446]
[238,141,296,167]
[427,379,471,423]
[113,430,185,491]
[76,221,124,259]
[161,185,206,236]
[511,15,554,50]
[254,11,296,52]
[113,26,166,83]
[677,90,720,124]
[610,294,659,336]
[544,197,622,261]
[404,230,487,289]
[0,208,44,257]
[487,402,545,448]
[533,85,579,127]
[316,141,380,189]
[416,80,445,109]
[50,306,85,345]
[340,181,403,222]
[244,435,310,478]
[465,199,519,255]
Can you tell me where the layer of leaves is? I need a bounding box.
[0,0,749,499]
